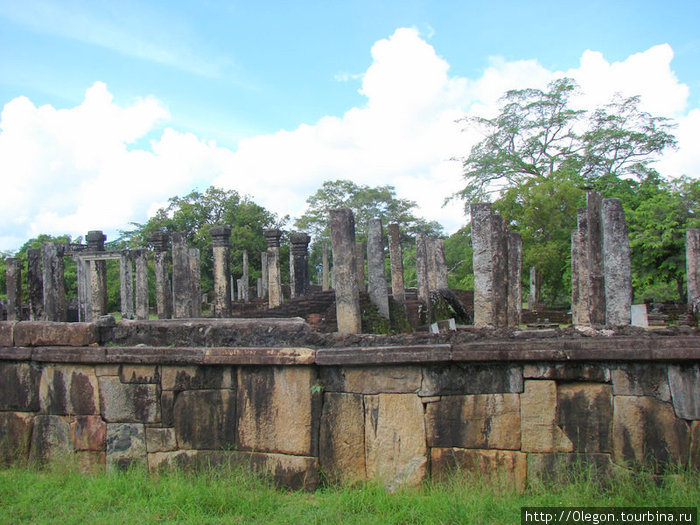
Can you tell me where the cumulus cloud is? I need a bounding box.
[0,28,697,252]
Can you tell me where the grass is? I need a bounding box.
[0,462,697,524]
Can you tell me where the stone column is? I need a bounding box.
[86,230,107,321]
[289,248,295,298]
[134,249,149,320]
[256,277,263,298]
[602,198,631,326]
[434,239,449,289]
[571,209,591,326]
[264,229,283,308]
[41,242,67,321]
[367,219,390,318]
[261,252,269,299]
[387,223,405,305]
[240,250,250,302]
[27,248,43,320]
[586,192,606,325]
[322,243,330,291]
[75,255,90,322]
[687,229,700,307]
[527,266,539,311]
[119,252,135,320]
[171,232,192,318]
[5,258,22,321]
[415,234,430,308]
[150,232,172,319]
[491,215,509,328]
[355,241,365,293]
[290,233,311,298]
[507,232,522,328]
[329,209,361,333]
[470,204,494,327]
[211,225,232,317]
[189,247,202,317]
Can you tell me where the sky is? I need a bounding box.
[1,0,699,252]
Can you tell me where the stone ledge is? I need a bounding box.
[0,347,31,360]
[32,347,107,363]
[105,347,206,365]
[315,345,451,365]
[14,322,100,347]
[203,347,315,365]
[0,322,16,347]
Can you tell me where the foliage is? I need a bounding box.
[442,226,473,290]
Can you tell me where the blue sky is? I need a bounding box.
[1,0,699,251]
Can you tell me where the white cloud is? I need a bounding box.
[0,28,697,253]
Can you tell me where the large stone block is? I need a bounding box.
[319,392,366,485]
[161,365,233,391]
[611,364,671,401]
[320,365,421,394]
[237,366,318,456]
[13,321,99,346]
[668,364,700,420]
[364,393,427,491]
[0,412,33,465]
[70,415,106,451]
[146,427,177,453]
[106,423,146,471]
[74,451,106,473]
[556,383,612,453]
[527,453,613,484]
[420,364,523,396]
[425,394,520,450]
[98,376,159,424]
[173,389,236,450]
[613,396,689,472]
[431,448,526,492]
[120,365,159,384]
[39,365,100,415]
[0,321,15,346]
[524,363,610,383]
[0,362,41,411]
[29,414,72,463]
[691,422,700,471]
[521,380,573,453]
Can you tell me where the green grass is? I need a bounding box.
[0,463,697,524]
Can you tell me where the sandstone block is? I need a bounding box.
[668,364,700,420]
[613,396,689,472]
[521,380,573,453]
[691,422,700,471]
[29,414,72,463]
[611,364,671,401]
[0,362,41,411]
[0,321,15,346]
[426,394,520,450]
[431,448,527,492]
[13,321,99,346]
[0,412,33,465]
[98,376,159,424]
[70,415,106,451]
[319,392,366,485]
[39,365,100,415]
[557,383,612,453]
[320,365,421,394]
[74,451,106,473]
[146,427,177,453]
[420,364,523,396]
[524,363,610,382]
[106,423,146,471]
[161,365,233,391]
[161,391,175,427]
[527,453,613,484]
[364,393,427,491]
[173,389,236,450]
[94,365,120,376]
[120,365,159,384]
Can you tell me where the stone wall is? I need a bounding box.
[0,320,698,491]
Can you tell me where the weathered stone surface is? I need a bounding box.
[32,346,107,364]
[119,253,135,320]
[264,229,283,308]
[613,395,689,472]
[204,347,315,366]
[471,203,495,327]
[690,422,700,471]
[161,365,233,391]
[94,364,120,376]
[316,345,451,366]
[146,427,177,453]
[14,322,100,347]
[211,225,232,318]
[98,376,159,423]
[527,453,613,484]
[415,234,429,308]
[161,391,175,427]
[431,448,527,492]
[425,394,520,450]
[30,415,72,463]
[420,364,523,396]
[172,232,193,319]
[134,250,149,320]
[237,366,318,456]
[586,192,606,325]
[687,229,700,307]
[106,423,146,471]
[556,383,612,453]
[5,257,22,321]
[667,364,700,420]
[320,365,421,394]
[319,392,366,485]
[602,198,632,326]
[189,247,202,317]
[0,412,33,464]
[0,362,41,411]
[39,365,100,415]
[27,248,43,320]
[120,365,159,384]
[0,321,15,347]
[521,380,574,453]
[367,218,389,319]
[290,232,311,298]
[387,223,405,304]
[611,364,671,401]
[70,415,106,451]
[364,393,427,490]
[74,451,106,473]
[507,232,522,328]
[329,210,361,333]
[173,389,236,450]
[524,363,610,382]
[42,242,67,322]
[152,244,172,319]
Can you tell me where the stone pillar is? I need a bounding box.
[527,267,539,310]
[27,248,43,320]
[329,209,361,334]
[171,232,192,318]
[261,252,269,299]
[602,198,631,326]
[134,249,148,320]
[290,233,311,298]
[86,230,107,321]
[240,250,250,302]
[189,247,201,317]
[571,209,591,326]
[586,192,606,325]
[415,234,430,308]
[75,255,90,322]
[5,258,22,321]
[491,215,508,328]
[507,232,522,328]
[264,229,283,308]
[687,229,700,307]
[211,225,232,317]
[119,252,135,320]
[256,277,263,298]
[387,223,405,304]
[434,239,449,289]
[355,241,365,293]
[367,218,390,318]
[470,204,493,327]
[322,243,330,291]
[150,232,172,319]
[289,248,296,298]
[41,242,67,321]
